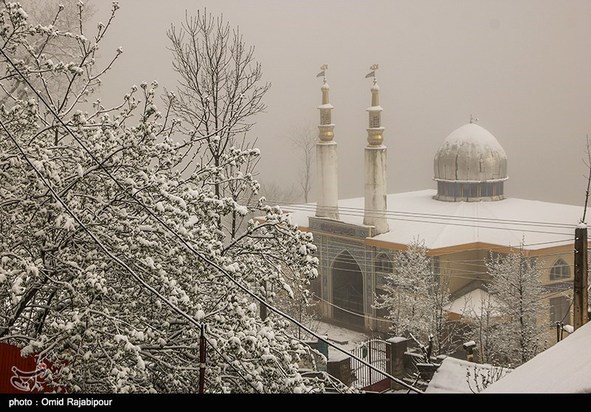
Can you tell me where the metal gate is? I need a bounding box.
[350,339,390,392]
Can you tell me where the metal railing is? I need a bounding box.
[350,339,390,390]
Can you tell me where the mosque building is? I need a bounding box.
[285,66,585,345]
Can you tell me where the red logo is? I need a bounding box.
[0,343,62,393]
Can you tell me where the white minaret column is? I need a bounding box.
[315,65,339,219]
[363,65,389,235]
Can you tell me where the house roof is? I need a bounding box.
[284,189,585,252]
[444,287,500,318]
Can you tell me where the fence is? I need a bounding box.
[349,339,391,391]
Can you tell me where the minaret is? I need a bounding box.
[315,65,339,219]
[363,65,389,235]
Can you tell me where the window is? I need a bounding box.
[431,256,440,276]
[469,183,476,198]
[550,296,571,325]
[550,259,570,280]
[435,181,504,200]
[375,253,392,274]
[493,181,504,197]
[369,113,380,128]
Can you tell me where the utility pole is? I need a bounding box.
[575,135,591,330]
[573,225,589,330]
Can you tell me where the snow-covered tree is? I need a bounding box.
[373,239,452,356]
[258,180,300,205]
[461,289,505,365]
[165,7,335,389]
[485,246,547,366]
[0,2,343,393]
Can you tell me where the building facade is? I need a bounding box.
[286,68,584,349]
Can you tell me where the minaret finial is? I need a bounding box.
[365,64,379,84]
[317,64,328,83]
[470,114,479,124]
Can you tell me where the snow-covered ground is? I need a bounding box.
[311,321,370,361]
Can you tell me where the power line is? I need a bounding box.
[270,201,581,233]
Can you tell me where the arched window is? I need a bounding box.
[550,258,570,281]
[375,253,392,275]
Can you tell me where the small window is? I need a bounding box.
[494,181,504,197]
[431,256,440,276]
[550,259,570,280]
[369,113,380,128]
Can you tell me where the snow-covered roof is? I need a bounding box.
[482,320,591,393]
[440,123,506,155]
[285,189,583,251]
[444,288,500,318]
[434,123,507,183]
[425,356,511,393]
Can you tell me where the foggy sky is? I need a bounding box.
[88,0,591,209]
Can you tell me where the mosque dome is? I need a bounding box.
[433,123,508,202]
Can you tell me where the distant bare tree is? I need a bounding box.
[290,125,316,203]
[18,0,95,27]
[258,181,299,205]
[167,9,271,240]
[0,0,97,107]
